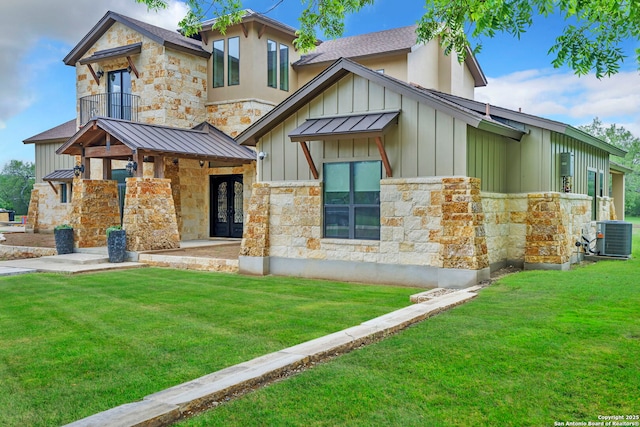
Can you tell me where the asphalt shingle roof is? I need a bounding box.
[294,25,418,66]
[23,119,76,144]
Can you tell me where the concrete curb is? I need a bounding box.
[65,286,480,427]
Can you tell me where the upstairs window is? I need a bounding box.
[279,44,289,91]
[267,40,277,88]
[324,161,381,240]
[228,37,240,86]
[212,39,224,87]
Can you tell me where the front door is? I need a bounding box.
[210,175,243,238]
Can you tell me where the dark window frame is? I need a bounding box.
[228,37,240,86]
[323,161,381,240]
[60,183,68,203]
[267,39,277,88]
[279,44,289,91]
[212,39,225,88]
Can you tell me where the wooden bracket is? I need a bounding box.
[375,137,393,178]
[126,56,139,78]
[47,181,59,195]
[299,141,319,179]
[87,64,100,84]
[258,24,267,39]
[240,23,249,38]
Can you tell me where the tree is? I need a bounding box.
[579,118,640,216]
[135,0,639,77]
[0,160,35,216]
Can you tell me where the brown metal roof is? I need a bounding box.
[43,169,74,182]
[23,119,77,144]
[289,111,399,142]
[57,118,255,163]
[79,43,142,65]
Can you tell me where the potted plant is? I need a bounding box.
[54,224,74,255]
[106,225,126,263]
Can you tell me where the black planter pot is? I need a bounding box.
[54,228,74,255]
[107,229,127,263]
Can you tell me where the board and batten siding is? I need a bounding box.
[549,131,609,195]
[258,74,467,181]
[35,142,76,183]
[466,127,508,192]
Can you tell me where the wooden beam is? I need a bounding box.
[82,156,91,179]
[240,23,249,37]
[47,181,59,195]
[375,137,393,178]
[84,145,133,158]
[201,31,208,45]
[133,150,144,178]
[299,141,319,179]
[102,158,112,180]
[154,155,164,179]
[126,56,139,78]
[87,64,100,84]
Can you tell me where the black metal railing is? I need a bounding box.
[79,92,140,125]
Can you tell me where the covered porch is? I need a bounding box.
[56,117,255,252]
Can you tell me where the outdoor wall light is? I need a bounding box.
[126,159,138,176]
[172,158,179,165]
[258,151,267,160]
[96,70,104,79]
[73,164,85,177]
[199,160,205,168]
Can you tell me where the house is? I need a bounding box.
[23,10,626,288]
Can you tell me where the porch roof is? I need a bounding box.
[288,111,399,142]
[43,169,74,182]
[78,43,142,65]
[56,117,255,163]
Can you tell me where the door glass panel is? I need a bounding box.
[217,182,228,222]
[234,181,243,223]
[588,170,596,220]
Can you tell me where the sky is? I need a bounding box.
[0,0,639,170]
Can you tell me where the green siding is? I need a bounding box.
[550,132,609,195]
[466,127,508,192]
[35,142,76,183]
[258,74,466,182]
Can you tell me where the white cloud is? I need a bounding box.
[476,69,640,138]
[0,0,189,125]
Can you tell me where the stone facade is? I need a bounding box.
[240,177,490,287]
[122,178,180,251]
[76,22,207,129]
[26,183,73,232]
[481,193,528,269]
[71,179,121,248]
[206,100,275,138]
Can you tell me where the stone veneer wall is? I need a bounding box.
[122,178,179,251]
[76,22,207,129]
[240,177,490,287]
[481,193,528,269]
[206,100,275,138]
[71,179,121,248]
[26,183,73,232]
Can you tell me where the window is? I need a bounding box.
[598,170,604,197]
[587,169,597,220]
[324,161,381,240]
[59,183,72,203]
[212,39,224,87]
[279,44,289,91]
[267,40,277,88]
[228,37,240,86]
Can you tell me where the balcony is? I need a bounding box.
[79,93,140,126]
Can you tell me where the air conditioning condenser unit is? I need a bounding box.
[595,221,633,257]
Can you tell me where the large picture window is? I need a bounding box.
[212,39,224,87]
[228,37,240,86]
[324,161,381,240]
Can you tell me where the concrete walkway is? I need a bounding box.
[0,252,145,276]
[65,286,481,427]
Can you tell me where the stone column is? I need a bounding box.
[25,188,39,233]
[439,177,489,286]
[239,183,271,275]
[122,178,180,252]
[524,193,570,270]
[70,179,121,248]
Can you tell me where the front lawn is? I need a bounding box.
[180,231,640,427]
[0,270,420,426]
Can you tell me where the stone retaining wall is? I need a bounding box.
[138,253,238,273]
[0,245,57,260]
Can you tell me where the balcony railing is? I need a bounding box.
[79,92,140,126]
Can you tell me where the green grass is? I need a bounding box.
[0,270,420,426]
[180,232,640,427]
[624,215,640,225]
